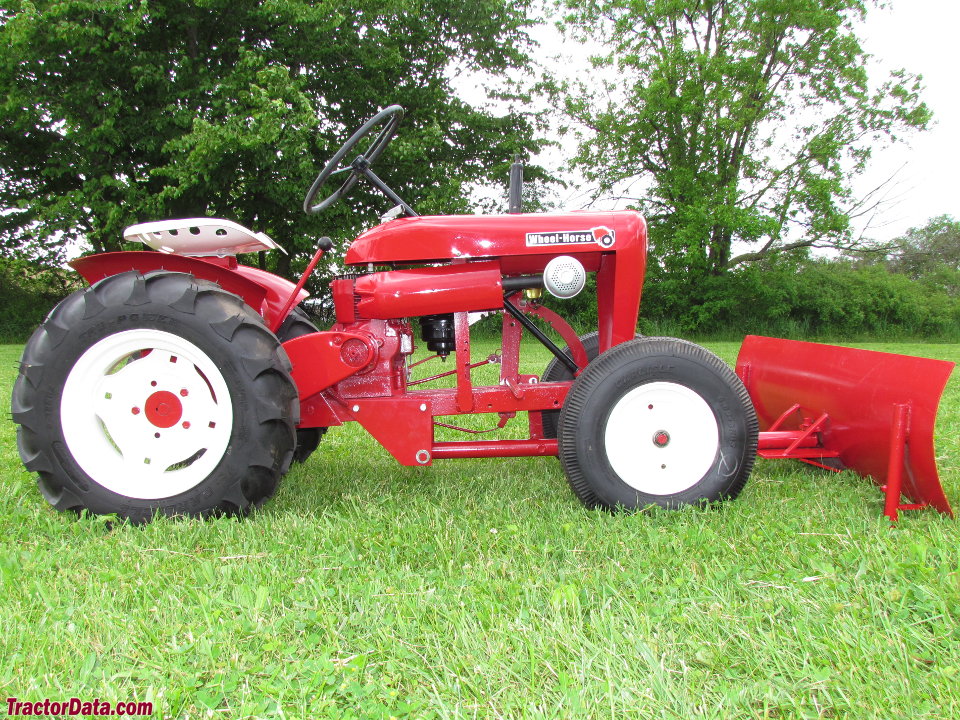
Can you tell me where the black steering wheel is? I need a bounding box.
[303,105,407,215]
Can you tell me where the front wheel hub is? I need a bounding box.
[652,430,670,448]
[604,381,720,495]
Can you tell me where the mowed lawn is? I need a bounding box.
[1,338,958,719]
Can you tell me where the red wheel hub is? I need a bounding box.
[144,390,183,428]
[653,430,670,448]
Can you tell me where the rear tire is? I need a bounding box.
[557,337,758,510]
[11,271,298,522]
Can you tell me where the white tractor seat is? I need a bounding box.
[123,218,285,257]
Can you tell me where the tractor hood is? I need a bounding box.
[344,211,646,268]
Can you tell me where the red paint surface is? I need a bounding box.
[144,391,182,428]
[354,262,504,318]
[737,335,955,516]
[70,252,306,330]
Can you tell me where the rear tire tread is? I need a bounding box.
[12,271,298,521]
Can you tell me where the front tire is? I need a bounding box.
[557,337,758,510]
[11,271,298,522]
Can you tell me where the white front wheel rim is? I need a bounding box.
[604,381,720,495]
[60,329,234,500]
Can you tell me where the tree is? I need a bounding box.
[555,0,930,290]
[886,215,960,277]
[883,214,960,298]
[0,0,544,280]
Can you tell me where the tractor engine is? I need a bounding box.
[328,262,504,398]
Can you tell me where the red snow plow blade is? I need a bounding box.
[736,336,956,521]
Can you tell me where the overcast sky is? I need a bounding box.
[852,0,960,241]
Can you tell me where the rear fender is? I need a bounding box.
[70,252,307,329]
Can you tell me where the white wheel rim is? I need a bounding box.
[603,381,719,495]
[60,329,233,500]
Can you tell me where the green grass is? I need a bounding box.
[1,339,958,719]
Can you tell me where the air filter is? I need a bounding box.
[543,255,586,299]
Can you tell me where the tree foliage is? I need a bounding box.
[0,254,78,341]
[650,258,960,339]
[556,0,930,286]
[886,214,960,280]
[0,0,543,277]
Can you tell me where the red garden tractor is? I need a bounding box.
[11,106,956,523]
